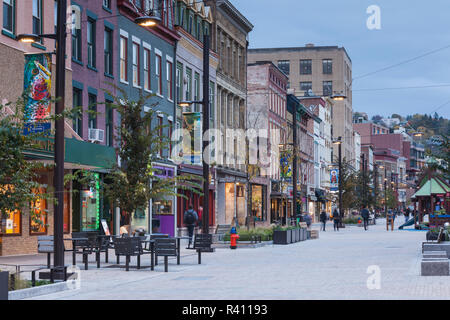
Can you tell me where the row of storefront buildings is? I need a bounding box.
[0,0,350,256]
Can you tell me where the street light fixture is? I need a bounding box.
[330,93,347,101]
[18,0,67,278]
[135,15,162,27]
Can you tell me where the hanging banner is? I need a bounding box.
[23,53,52,134]
[182,112,202,165]
[330,168,339,192]
[280,150,292,181]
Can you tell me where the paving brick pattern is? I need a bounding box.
[2,218,450,300]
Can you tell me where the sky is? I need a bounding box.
[232,0,450,120]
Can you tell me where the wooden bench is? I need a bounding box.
[193,234,214,265]
[155,238,177,272]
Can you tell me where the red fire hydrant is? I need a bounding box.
[230,227,239,249]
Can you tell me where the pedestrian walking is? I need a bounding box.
[404,208,410,223]
[320,211,327,231]
[183,205,198,248]
[333,208,340,231]
[361,205,370,231]
[304,213,312,229]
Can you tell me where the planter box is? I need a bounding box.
[0,271,8,300]
[295,228,300,242]
[273,230,291,245]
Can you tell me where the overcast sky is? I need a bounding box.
[232,0,450,120]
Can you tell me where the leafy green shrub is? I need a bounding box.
[342,216,362,224]
[222,227,274,241]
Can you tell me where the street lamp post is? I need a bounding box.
[178,34,210,235]
[333,137,343,226]
[18,0,67,275]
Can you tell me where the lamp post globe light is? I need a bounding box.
[18,0,67,277]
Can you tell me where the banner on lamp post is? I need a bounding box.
[182,112,202,165]
[23,53,52,134]
[330,168,339,192]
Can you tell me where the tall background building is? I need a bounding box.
[248,44,354,167]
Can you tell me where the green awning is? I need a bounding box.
[413,178,450,197]
[25,137,116,170]
[65,138,116,169]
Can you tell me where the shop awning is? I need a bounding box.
[413,177,450,197]
[25,137,117,170]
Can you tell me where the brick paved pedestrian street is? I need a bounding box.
[9,219,449,300]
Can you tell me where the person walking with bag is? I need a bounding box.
[361,205,370,231]
[183,205,198,248]
[333,208,340,231]
[320,211,327,231]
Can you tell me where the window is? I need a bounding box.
[323,81,332,96]
[277,60,290,75]
[188,12,193,34]
[132,42,140,87]
[120,36,128,82]
[300,82,312,92]
[168,119,173,157]
[176,62,183,102]
[143,48,151,91]
[106,102,113,147]
[185,67,192,103]
[144,0,153,12]
[88,93,97,129]
[72,88,82,136]
[32,0,42,39]
[87,19,96,68]
[178,5,185,27]
[156,54,162,95]
[194,72,200,112]
[71,6,82,61]
[167,60,173,100]
[300,59,312,75]
[30,188,47,235]
[158,116,163,157]
[104,28,113,76]
[0,208,20,235]
[54,1,57,34]
[3,0,15,33]
[209,81,215,121]
[323,59,332,74]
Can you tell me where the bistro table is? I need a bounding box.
[174,236,190,265]
[63,237,90,269]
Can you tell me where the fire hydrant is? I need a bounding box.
[230,227,239,249]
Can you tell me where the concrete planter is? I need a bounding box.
[295,228,300,242]
[423,243,450,258]
[0,271,8,300]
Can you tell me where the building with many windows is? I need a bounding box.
[205,0,253,228]
[174,0,218,235]
[247,61,288,227]
[117,0,180,236]
[248,44,354,169]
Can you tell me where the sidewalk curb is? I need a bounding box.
[9,281,72,300]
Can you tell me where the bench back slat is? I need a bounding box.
[155,238,177,256]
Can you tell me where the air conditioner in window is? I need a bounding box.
[88,128,104,143]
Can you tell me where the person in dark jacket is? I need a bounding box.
[361,205,370,231]
[183,205,198,248]
[304,213,312,228]
[333,208,340,231]
[320,211,327,231]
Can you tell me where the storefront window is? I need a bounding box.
[1,209,21,235]
[131,208,148,233]
[30,188,48,234]
[81,173,100,231]
[152,199,173,215]
[251,185,266,221]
